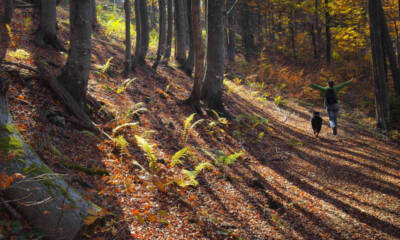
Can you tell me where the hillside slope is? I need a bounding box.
[1,4,400,240]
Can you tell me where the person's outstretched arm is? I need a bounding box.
[309,83,327,92]
[334,79,353,92]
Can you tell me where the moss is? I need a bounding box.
[60,161,109,176]
[0,124,16,134]
[0,136,24,157]
[23,163,76,206]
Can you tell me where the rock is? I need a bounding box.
[46,111,66,128]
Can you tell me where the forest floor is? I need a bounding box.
[1,4,400,240]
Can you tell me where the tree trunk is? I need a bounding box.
[0,80,100,240]
[174,0,187,65]
[310,23,317,59]
[163,0,173,61]
[133,0,142,68]
[201,0,226,112]
[240,1,255,59]
[289,10,297,61]
[368,0,391,130]
[134,0,149,65]
[123,0,132,75]
[0,0,14,23]
[378,2,400,96]
[315,0,322,63]
[227,0,236,63]
[59,0,92,109]
[35,0,65,51]
[325,0,331,65]
[182,0,194,76]
[91,0,99,30]
[153,0,166,69]
[186,0,204,112]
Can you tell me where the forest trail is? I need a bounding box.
[2,5,400,240]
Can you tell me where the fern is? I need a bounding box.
[177,162,213,187]
[222,152,244,165]
[214,151,244,166]
[274,95,282,106]
[182,113,204,144]
[289,137,303,147]
[124,103,148,120]
[170,147,191,167]
[212,110,228,125]
[117,78,136,94]
[112,122,138,134]
[114,135,129,150]
[95,57,114,74]
[135,135,157,173]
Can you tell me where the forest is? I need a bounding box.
[0,0,400,239]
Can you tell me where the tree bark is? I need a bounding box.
[368,0,391,130]
[91,0,99,30]
[133,0,142,68]
[134,0,149,66]
[289,9,297,61]
[123,0,132,75]
[153,0,166,69]
[58,0,92,109]
[163,0,173,61]
[182,0,194,76]
[186,0,204,112]
[310,23,317,59]
[240,1,255,59]
[378,2,400,96]
[35,0,65,51]
[325,0,331,65]
[0,80,100,240]
[315,0,322,63]
[0,0,14,23]
[227,0,236,63]
[201,0,226,112]
[174,0,187,65]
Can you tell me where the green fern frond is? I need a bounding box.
[212,110,228,125]
[182,113,203,144]
[194,162,213,173]
[177,162,213,187]
[223,152,244,165]
[112,122,138,134]
[117,78,136,94]
[135,135,157,173]
[171,147,191,167]
[114,135,129,150]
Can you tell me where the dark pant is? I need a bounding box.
[326,104,339,129]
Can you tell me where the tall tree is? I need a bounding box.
[182,0,194,76]
[185,0,204,112]
[58,0,92,109]
[0,0,14,23]
[240,0,256,58]
[124,0,132,75]
[153,0,166,69]
[35,0,65,51]
[134,0,150,65]
[368,0,391,130]
[325,0,331,65]
[202,0,226,113]
[174,0,187,64]
[91,0,99,30]
[315,0,322,63]
[378,3,400,96]
[227,0,237,63]
[163,0,173,61]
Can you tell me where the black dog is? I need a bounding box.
[311,111,322,137]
